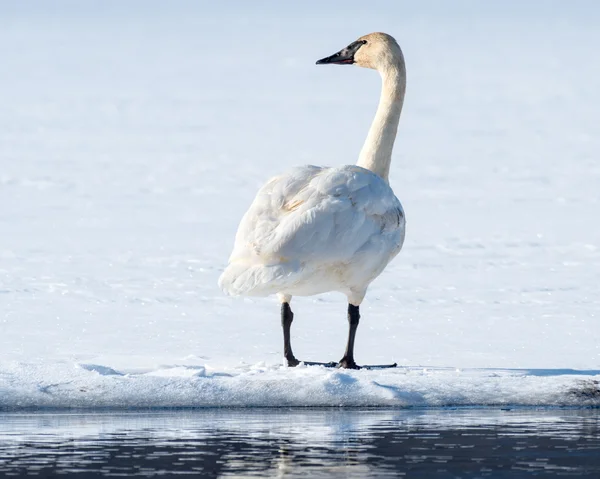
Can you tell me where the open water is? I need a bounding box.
[1,409,599,478]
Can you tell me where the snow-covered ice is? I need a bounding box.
[1,1,600,408]
[2,362,600,408]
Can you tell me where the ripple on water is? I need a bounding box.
[0,409,599,477]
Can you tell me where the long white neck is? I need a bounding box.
[356,59,406,182]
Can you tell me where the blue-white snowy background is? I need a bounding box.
[1,1,599,407]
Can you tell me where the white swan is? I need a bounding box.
[219,32,406,369]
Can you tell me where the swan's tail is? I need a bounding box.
[218,261,298,297]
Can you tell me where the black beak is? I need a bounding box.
[316,40,366,65]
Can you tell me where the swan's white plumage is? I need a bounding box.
[219,164,405,303]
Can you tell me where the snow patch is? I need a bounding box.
[77,364,124,376]
[143,366,207,378]
[1,362,599,409]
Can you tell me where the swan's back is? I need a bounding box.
[219,165,405,297]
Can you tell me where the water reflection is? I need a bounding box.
[1,409,599,477]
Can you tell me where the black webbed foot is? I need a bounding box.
[302,361,337,367]
[295,360,397,369]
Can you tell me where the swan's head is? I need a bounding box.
[316,32,402,70]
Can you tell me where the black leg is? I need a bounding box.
[337,304,361,369]
[281,302,299,367]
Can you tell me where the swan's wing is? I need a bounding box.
[221,165,404,295]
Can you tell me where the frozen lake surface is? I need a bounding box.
[2,409,600,478]
[1,1,599,407]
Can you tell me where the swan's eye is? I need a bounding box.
[361,40,368,45]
